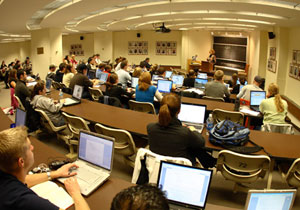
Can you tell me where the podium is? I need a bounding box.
[187,59,214,74]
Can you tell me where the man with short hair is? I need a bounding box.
[205,70,230,99]
[15,69,31,108]
[144,57,151,69]
[116,60,131,86]
[94,54,102,65]
[0,126,90,210]
[183,69,196,87]
[55,63,67,83]
[237,75,263,101]
[96,63,106,79]
[46,64,57,80]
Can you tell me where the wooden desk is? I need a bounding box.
[182,96,235,111]
[0,108,13,131]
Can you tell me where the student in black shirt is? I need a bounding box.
[183,69,196,87]
[147,93,216,168]
[15,69,31,108]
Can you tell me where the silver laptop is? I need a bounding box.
[157,161,212,210]
[165,70,172,79]
[15,108,26,126]
[131,77,139,88]
[98,72,109,84]
[59,130,114,196]
[157,80,173,93]
[250,90,266,112]
[172,75,184,88]
[178,103,206,133]
[245,189,297,210]
[63,85,83,106]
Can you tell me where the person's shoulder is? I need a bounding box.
[147,122,159,131]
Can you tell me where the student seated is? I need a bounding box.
[227,73,238,88]
[232,76,246,94]
[237,75,263,101]
[147,93,216,168]
[132,67,142,78]
[204,70,230,99]
[96,63,106,79]
[183,69,196,87]
[111,185,169,210]
[259,83,288,124]
[55,63,66,83]
[31,81,66,126]
[116,60,131,87]
[15,69,31,109]
[45,64,57,81]
[62,65,74,88]
[135,72,162,104]
[0,127,90,210]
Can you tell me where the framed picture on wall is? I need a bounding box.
[292,50,297,63]
[294,65,299,78]
[297,51,300,64]
[156,41,177,56]
[269,47,276,60]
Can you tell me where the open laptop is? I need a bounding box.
[165,71,173,79]
[178,103,206,133]
[245,189,297,210]
[197,73,208,79]
[157,161,212,210]
[98,72,109,84]
[45,78,52,94]
[157,80,173,93]
[58,130,114,196]
[171,75,184,88]
[250,90,266,112]
[88,70,96,80]
[131,77,139,88]
[63,85,83,106]
[15,108,26,126]
[239,84,244,93]
[194,78,208,90]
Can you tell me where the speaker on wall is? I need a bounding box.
[268,32,275,39]
[80,36,84,40]
[137,33,141,38]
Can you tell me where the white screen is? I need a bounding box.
[172,75,184,86]
[99,73,108,82]
[157,80,172,93]
[250,91,266,106]
[72,85,83,100]
[197,73,208,79]
[131,77,139,88]
[178,103,206,124]
[15,108,26,126]
[165,71,172,78]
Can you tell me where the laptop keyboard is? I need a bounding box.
[64,98,77,105]
[76,167,104,184]
[184,122,204,133]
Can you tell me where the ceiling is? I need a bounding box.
[1,0,300,43]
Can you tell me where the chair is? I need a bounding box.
[88,87,103,101]
[261,123,294,135]
[131,148,192,184]
[212,109,244,125]
[216,150,271,192]
[282,158,300,188]
[202,96,225,102]
[94,123,137,168]
[128,100,155,114]
[52,81,61,90]
[14,94,26,111]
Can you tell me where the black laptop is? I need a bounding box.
[250,90,266,112]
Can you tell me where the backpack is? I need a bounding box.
[209,120,264,154]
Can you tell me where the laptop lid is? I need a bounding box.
[250,91,266,107]
[157,161,212,210]
[88,70,96,79]
[152,75,159,81]
[15,108,26,126]
[178,103,206,124]
[171,75,184,86]
[245,189,297,210]
[99,72,109,83]
[72,85,83,100]
[45,78,52,91]
[194,78,208,89]
[197,73,208,79]
[131,77,139,88]
[165,71,172,79]
[157,80,173,93]
[78,130,114,171]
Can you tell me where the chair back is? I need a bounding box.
[217,150,270,184]
[212,109,244,125]
[62,112,90,138]
[88,87,103,101]
[14,94,26,111]
[52,81,61,90]
[128,100,155,114]
[35,109,66,132]
[261,123,294,135]
[202,96,225,102]
[284,158,300,188]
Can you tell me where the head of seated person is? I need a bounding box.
[59,63,67,72]
[157,67,166,77]
[105,73,118,89]
[159,93,181,127]
[63,64,73,74]
[76,63,88,75]
[231,73,238,86]
[111,184,169,210]
[188,69,196,78]
[105,64,112,73]
[213,70,224,82]
[267,83,284,112]
[239,76,246,85]
[31,81,45,99]
[253,75,263,87]
[139,61,146,69]
[121,60,128,70]
[132,67,142,78]
[17,69,27,81]
[98,63,106,71]
[138,72,151,91]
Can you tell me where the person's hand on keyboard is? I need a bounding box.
[188,126,196,131]
[64,177,81,197]
[52,163,78,178]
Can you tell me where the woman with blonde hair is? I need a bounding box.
[135,72,162,103]
[259,83,288,124]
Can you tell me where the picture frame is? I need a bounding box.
[128,41,148,55]
[269,47,276,60]
[156,41,177,56]
[292,50,297,63]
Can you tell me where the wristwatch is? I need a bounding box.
[47,171,52,180]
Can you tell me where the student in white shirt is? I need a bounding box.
[116,61,131,87]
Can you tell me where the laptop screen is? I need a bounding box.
[131,77,139,88]
[15,108,26,126]
[157,161,212,209]
[194,78,208,89]
[197,73,208,79]
[78,131,114,171]
[73,85,83,100]
[245,190,297,210]
[157,80,173,93]
[178,103,206,124]
[165,71,172,79]
[45,78,52,90]
[88,70,96,79]
[152,75,159,81]
[250,91,266,106]
[99,72,108,83]
[171,75,184,86]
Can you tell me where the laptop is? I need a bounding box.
[157,80,173,93]
[165,71,173,79]
[171,75,184,88]
[157,161,212,210]
[98,72,109,84]
[250,91,266,112]
[194,78,208,90]
[15,108,26,126]
[131,77,139,88]
[58,130,115,196]
[245,189,297,210]
[197,73,208,79]
[63,85,83,106]
[239,84,244,92]
[88,70,96,80]
[178,103,206,133]
[45,78,52,94]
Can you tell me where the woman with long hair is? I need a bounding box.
[62,64,75,88]
[259,83,288,124]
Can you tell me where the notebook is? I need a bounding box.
[250,90,266,112]
[165,71,173,79]
[157,80,173,93]
[197,73,208,79]
[194,78,208,90]
[157,161,212,210]
[45,78,52,94]
[58,130,115,196]
[245,189,297,210]
[178,103,206,133]
[98,72,109,84]
[63,85,83,106]
[171,75,184,87]
[15,108,26,126]
[131,77,139,88]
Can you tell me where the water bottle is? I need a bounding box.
[206,113,214,135]
[59,89,63,102]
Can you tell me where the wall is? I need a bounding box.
[94,31,113,62]
[249,31,260,82]
[113,30,182,66]
[0,41,31,63]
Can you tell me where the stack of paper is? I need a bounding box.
[183,88,204,95]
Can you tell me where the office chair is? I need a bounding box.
[128,100,155,114]
[52,81,61,90]
[202,96,225,102]
[88,87,103,101]
[281,158,300,188]
[212,109,245,125]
